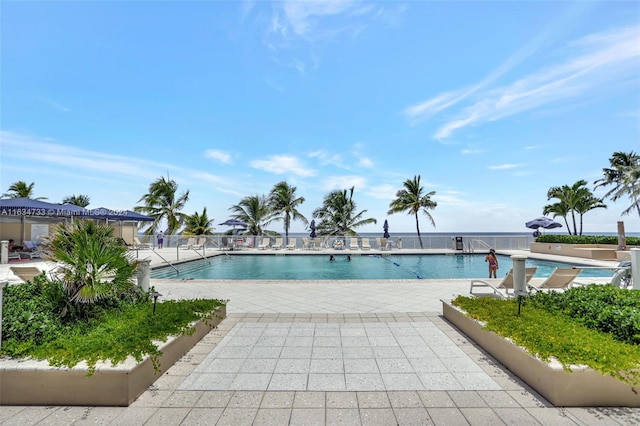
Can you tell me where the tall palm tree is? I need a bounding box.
[2,181,47,199]
[269,181,307,244]
[387,175,437,249]
[595,151,640,218]
[229,195,276,236]
[134,176,190,237]
[542,202,571,233]
[545,180,604,235]
[183,207,215,235]
[312,187,377,236]
[575,195,607,236]
[62,194,91,207]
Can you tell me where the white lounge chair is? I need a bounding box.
[191,237,207,250]
[10,266,43,282]
[361,238,371,250]
[179,237,196,249]
[134,237,151,250]
[258,237,271,250]
[350,238,359,250]
[286,238,297,250]
[470,267,538,298]
[529,268,583,293]
[273,237,284,250]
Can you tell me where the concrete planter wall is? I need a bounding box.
[442,301,640,407]
[0,305,226,406]
[530,242,630,261]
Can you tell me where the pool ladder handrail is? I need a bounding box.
[150,248,179,274]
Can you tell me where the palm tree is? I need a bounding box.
[268,181,307,244]
[2,181,47,199]
[62,194,91,207]
[387,175,437,249]
[595,151,640,218]
[46,220,137,314]
[183,207,215,235]
[134,176,190,237]
[575,195,607,236]
[312,187,377,236]
[545,180,605,235]
[229,195,276,236]
[542,202,571,233]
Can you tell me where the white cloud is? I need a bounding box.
[250,154,315,177]
[461,148,483,155]
[358,157,374,168]
[204,149,233,164]
[405,25,640,140]
[320,175,367,191]
[488,163,519,170]
[366,183,397,200]
[308,150,344,167]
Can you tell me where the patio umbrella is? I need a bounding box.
[525,217,562,230]
[383,219,390,238]
[219,218,248,228]
[309,219,316,238]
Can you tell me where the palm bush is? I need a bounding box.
[45,220,138,314]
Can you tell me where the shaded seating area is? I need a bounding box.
[470,267,538,298]
[528,268,583,293]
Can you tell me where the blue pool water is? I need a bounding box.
[150,254,615,280]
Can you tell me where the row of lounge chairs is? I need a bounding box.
[469,267,585,299]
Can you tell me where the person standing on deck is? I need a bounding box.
[485,249,498,278]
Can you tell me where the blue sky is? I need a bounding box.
[1,1,639,234]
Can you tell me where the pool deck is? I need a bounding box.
[2,249,638,425]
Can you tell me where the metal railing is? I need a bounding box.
[131,234,534,254]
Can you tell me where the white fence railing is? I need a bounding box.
[131,234,533,254]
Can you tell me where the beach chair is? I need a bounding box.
[529,268,583,293]
[220,237,231,250]
[379,238,388,250]
[179,237,196,250]
[134,237,151,250]
[349,238,359,250]
[9,266,43,282]
[273,237,284,250]
[192,237,207,250]
[361,238,371,250]
[286,238,297,250]
[258,237,271,250]
[470,267,538,298]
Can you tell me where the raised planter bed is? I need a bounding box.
[442,300,640,407]
[530,242,630,261]
[0,305,226,406]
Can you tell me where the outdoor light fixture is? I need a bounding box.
[152,291,162,315]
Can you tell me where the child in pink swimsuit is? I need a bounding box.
[485,249,498,278]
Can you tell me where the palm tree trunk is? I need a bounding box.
[570,211,578,235]
[415,215,423,249]
[563,218,571,235]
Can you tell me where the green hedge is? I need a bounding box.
[1,277,227,374]
[453,292,640,385]
[536,234,640,245]
[526,285,640,345]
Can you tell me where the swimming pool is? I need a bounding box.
[150,254,614,280]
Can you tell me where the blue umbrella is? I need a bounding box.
[309,219,316,238]
[219,218,248,228]
[383,220,390,238]
[525,217,562,230]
